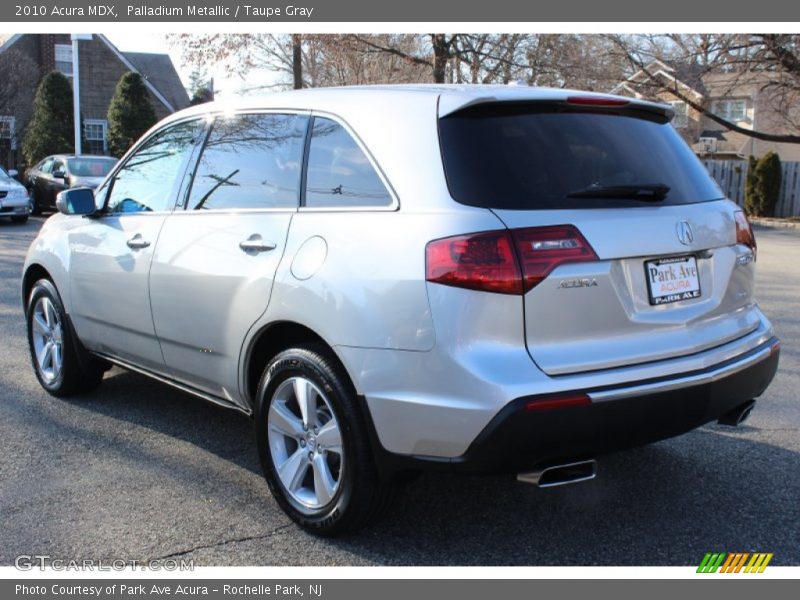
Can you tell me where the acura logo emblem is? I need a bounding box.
[676,221,694,245]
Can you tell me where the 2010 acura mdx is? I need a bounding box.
[22,85,780,535]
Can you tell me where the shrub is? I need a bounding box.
[107,72,157,157]
[744,152,782,217]
[21,71,74,167]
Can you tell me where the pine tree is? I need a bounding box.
[107,72,157,157]
[21,71,74,167]
[745,152,782,217]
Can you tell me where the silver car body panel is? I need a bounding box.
[22,85,775,460]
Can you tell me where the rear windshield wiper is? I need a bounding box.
[566,183,670,201]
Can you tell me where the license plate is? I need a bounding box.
[645,255,701,305]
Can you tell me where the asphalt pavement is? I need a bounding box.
[0,216,798,566]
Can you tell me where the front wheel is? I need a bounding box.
[254,344,394,536]
[26,279,105,396]
[11,215,29,224]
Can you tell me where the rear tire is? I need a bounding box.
[26,279,104,397]
[11,215,29,224]
[254,344,394,536]
[29,190,41,215]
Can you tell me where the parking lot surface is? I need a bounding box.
[1,217,798,566]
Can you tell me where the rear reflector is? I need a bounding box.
[426,225,597,295]
[734,210,757,258]
[525,393,591,412]
[566,95,630,107]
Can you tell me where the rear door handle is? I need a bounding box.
[126,234,151,250]
[239,235,276,254]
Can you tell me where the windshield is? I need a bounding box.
[68,157,117,178]
[0,166,9,179]
[438,103,724,210]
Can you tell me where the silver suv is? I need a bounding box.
[22,85,780,535]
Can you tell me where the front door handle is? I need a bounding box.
[126,234,151,250]
[239,234,277,254]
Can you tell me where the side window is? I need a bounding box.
[188,113,306,210]
[39,158,54,174]
[106,120,202,214]
[304,117,392,208]
[52,159,66,176]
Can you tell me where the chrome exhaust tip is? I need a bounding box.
[517,459,597,488]
[718,400,756,427]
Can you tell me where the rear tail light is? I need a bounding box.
[734,211,757,257]
[425,225,598,295]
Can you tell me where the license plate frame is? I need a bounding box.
[644,255,701,306]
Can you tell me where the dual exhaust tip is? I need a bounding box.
[517,401,757,487]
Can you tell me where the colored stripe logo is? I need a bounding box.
[697,552,773,573]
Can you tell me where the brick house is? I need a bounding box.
[0,33,190,170]
[611,59,800,162]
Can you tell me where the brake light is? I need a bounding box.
[425,230,522,294]
[566,95,630,107]
[734,211,757,257]
[425,225,598,295]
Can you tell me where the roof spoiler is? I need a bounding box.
[438,93,674,121]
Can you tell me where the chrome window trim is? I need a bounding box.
[299,110,400,213]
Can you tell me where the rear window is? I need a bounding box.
[438,104,724,210]
[68,157,116,177]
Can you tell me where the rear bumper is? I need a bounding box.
[369,337,780,475]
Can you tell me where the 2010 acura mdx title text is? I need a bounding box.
[22,85,780,535]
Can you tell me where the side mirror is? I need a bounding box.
[56,188,95,216]
[8,169,18,178]
[52,169,67,179]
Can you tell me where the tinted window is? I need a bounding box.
[68,157,116,177]
[304,117,391,208]
[188,113,306,210]
[439,104,724,210]
[106,120,202,214]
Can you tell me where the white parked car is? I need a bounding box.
[0,165,31,223]
[22,85,780,535]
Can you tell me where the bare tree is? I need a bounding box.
[607,34,800,144]
[0,49,40,165]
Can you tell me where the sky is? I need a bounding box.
[105,32,280,99]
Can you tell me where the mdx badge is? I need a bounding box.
[558,278,598,289]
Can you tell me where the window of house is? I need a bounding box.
[54,44,73,77]
[0,116,15,149]
[84,119,108,155]
[304,117,392,208]
[712,99,747,122]
[188,113,307,211]
[670,101,688,129]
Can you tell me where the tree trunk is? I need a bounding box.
[431,34,450,84]
[292,34,303,89]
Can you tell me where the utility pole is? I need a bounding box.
[71,34,92,155]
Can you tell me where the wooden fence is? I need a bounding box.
[703,159,800,218]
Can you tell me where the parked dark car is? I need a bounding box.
[25,155,117,214]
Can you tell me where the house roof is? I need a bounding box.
[0,34,188,113]
[122,51,190,112]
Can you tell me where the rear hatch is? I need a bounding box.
[438,98,759,375]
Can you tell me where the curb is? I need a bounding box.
[750,218,799,230]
